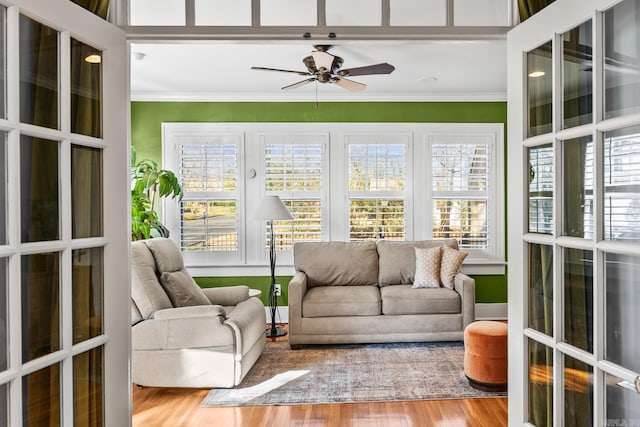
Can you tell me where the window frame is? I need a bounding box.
[163,124,246,265]
[162,122,505,276]
[258,131,330,266]
[344,132,413,241]
[424,129,505,262]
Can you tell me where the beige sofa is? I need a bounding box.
[288,240,475,348]
[130,238,266,388]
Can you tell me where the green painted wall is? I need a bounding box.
[132,101,508,304]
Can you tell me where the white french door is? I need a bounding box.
[508,0,640,425]
[0,0,129,426]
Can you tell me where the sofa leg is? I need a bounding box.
[289,344,302,350]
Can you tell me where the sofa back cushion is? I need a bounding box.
[377,239,459,286]
[130,241,173,321]
[294,241,379,287]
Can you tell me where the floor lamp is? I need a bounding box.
[255,195,292,338]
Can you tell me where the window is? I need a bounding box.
[262,134,328,251]
[346,136,408,240]
[163,123,504,273]
[431,138,489,249]
[172,134,243,263]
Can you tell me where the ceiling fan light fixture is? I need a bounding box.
[251,44,395,93]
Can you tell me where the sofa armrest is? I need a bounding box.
[288,272,308,336]
[202,285,250,306]
[132,306,234,350]
[454,272,476,330]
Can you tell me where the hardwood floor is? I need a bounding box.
[132,327,508,427]
[133,387,507,427]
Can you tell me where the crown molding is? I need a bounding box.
[130,91,507,102]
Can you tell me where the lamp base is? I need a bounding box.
[266,328,287,338]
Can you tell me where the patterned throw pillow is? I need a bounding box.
[440,245,468,289]
[412,246,442,288]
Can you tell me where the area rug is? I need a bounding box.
[201,340,507,407]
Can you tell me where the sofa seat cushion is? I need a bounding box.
[303,286,381,318]
[380,285,461,315]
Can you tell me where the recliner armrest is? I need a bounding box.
[202,285,251,306]
[154,305,226,320]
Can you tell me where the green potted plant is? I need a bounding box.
[131,147,183,241]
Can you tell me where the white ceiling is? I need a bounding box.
[129,40,507,102]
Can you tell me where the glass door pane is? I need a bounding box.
[605,252,640,373]
[0,131,6,244]
[19,15,59,129]
[528,144,553,234]
[73,348,103,426]
[603,125,640,242]
[563,136,594,238]
[21,252,60,363]
[604,0,640,119]
[0,257,6,372]
[564,355,593,427]
[20,136,59,243]
[527,42,553,137]
[562,20,593,129]
[563,248,593,352]
[529,338,553,427]
[528,243,553,336]
[23,364,61,426]
[73,248,103,344]
[71,39,102,138]
[0,6,6,119]
[72,145,103,238]
[605,372,640,426]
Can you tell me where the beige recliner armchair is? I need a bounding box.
[130,238,266,388]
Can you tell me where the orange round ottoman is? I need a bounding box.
[464,320,507,392]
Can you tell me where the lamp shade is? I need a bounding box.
[253,195,293,220]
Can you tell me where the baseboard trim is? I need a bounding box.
[475,303,508,320]
[266,303,507,324]
[265,306,289,324]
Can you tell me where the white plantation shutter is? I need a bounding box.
[263,136,327,251]
[348,141,407,240]
[431,141,490,249]
[177,139,240,253]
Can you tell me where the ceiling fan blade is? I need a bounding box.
[331,77,366,92]
[339,63,395,77]
[251,66,310,76]
[282,78,316,90]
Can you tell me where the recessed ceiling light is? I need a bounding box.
[84,54,101,64]
[528,71,545,78]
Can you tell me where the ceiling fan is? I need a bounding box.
[251,45,395,92]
